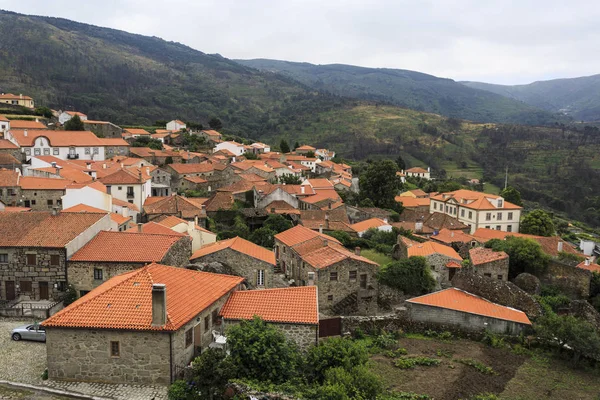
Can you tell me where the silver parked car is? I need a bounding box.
[11,324,46,342]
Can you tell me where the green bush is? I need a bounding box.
[306,337,369,383]
[167,380,193,400]
[63,284,78,306]
[384,348,408,358]
[322,365,383,400]
[374,332,398,350]
[377,256,435,295]
[482,331,506,348]
[378,393,431,400]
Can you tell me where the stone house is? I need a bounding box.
[190,237,275,289]
[58,111,87,125]
[198,129,222,143]
[19,176,70,210]
[220,286,318,351]
[469,247,509,281]
[129,147,183,165]
[151,168,172,197]
[142,194,207,223]
[98,138,129,158]
[164,163,216,192]
[0,211,110,301]
[0,168,21,206]
[274,225,379,315]
[230,161,276,181]
[396,237,463,288]
[68,231,192,296]
[406,288,532,335]
[0,139,22,161]
[43,263,245,385]
[179,176,209,193]
[83,120,123,139]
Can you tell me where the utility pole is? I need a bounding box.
[504,166,508,190]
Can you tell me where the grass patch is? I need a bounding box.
[394,356,441,369]
[436,349,454,358]
[361,249,393,266]
[455,358,495,375]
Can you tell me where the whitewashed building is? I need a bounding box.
[100,168,151,212]
[215,141,246,156]
[5,130,110,161]
[166,120,186,131]
[58,111,88,125]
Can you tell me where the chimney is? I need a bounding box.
[120,163,124,168]
[415,221,423,233]
[557,241,564,253]
[86,163,91,170]
[194,215,199,226]
[146,167,150,176]
[301,186,305,194]
[103,163,107,169]
[451,231,455,238]
[328,202,332,210]
[585,258,591,266]
[55,166,60,175]
[137,223,143,233]
[35,118,39,123]
[427,167,430,173]
[383,218,388,224]
[323,239,328,246]
[355,247,361,256]
[51,207,59,216]
[319,224,323,234]
[151,284,167,327]
[19,94,23,99]
[23,129,28,137]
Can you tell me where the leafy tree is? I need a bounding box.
[322,365,382,400]
[520,209,555,236]
[64,115,84,130]
[63,284,78,306]
[396,155,406,171]
[486,237,550,278]
[35,107,53,118]
[277,174,302,185]
[208,117,222,130]
[165,156,173,165]
[154,120,168,127]
[306,337,369,383]
[306,151,315,158]
[499,186,523,206]
[280,139,291,154]
[437,180,461,193]
[263,214,293,233]
[131,136,163,150]
[244,152,259,160]
[377,256,435,295]
[327,231,353,247]
[167,380,193,400]
[227,316,300,383]
[249,227,276,248]
[189,348,233,399]
[232,215,250,239]
[359,160,402,209]
[293,141,300,150]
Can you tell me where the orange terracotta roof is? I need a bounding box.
[112,198,140,212]
[301,190,341,205]
[65,111,87,117]
[8,120,46,129]
[0,93,33,100]
[432,228,476,245]
[274,224,341,247]
[204,192,234,212]
[0,168,20,186]
[302,243,378,269]
[124,128,151,135]
[201,130,222,137]
[111,213,132,226]
[83,120,109,124]
[445,261,462,268]
[70,231,184,263]
[100,168,147,185]
[0,115,8,122]
[155,215,188,229]
[191,237,275,265]
[99,138,129,146]
[577,259,600,273]
[221,286,318,325]
[406,240,462,260]
[168,163,215,174]
[125,221,186,236]
[430,189,521,211]
[43,263,244,331]
[395,196,431,208]
[296,145,316,151]
[9,129,109,147]
[62,204,108,214]
[350,218,390,233]
[19,176,70,190]
[1,206,31,212]
[305,179,334,189]
[406,167,429,174]
[143,195,205,218]
[0,153,20,165]
[0,211,106,248]
[469,247,508,265]
[0,139,18,149]
[407,288,531,325]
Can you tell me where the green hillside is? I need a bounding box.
[237,59,564,125]
[0,10,344,136]
[462,75,600,122]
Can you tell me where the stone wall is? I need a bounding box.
[46,328,172,385]
[161,237,192,268]
[0,186,21,207]
[21,189,64,211]
[224,319,318,352]
[0,247,66,300]
[67,261,145,294]
[85,122,122,139]
[452,269,542,319]
[425,253,461,288]
[538,260,590,299]
[190,248,274,288]
[474,258,509,282]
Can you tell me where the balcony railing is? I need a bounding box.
[67,154,79,159]
[126,192,135,199]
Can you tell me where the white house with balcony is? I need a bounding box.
[214,141,246,156]
[429,189,522,234]
[5,130,109,161]
[99,168,151,212]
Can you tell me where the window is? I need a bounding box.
[31,200,36,206]
[93,268,103,280]
[468,211,472,219]
[283,246,286,254]
[485,213,491,221]
[433,202,437,210]
[496,225,501,231]
[127,187,134,196]
[79,290,90,297]
[47,199,53,207]
[327,295,333,302]
[507,225,512,232]
[508,212,513,220]
[25,149,31,155]
[497,275,503,280]
[461,209,465,217]
[212,309,220,325]
[498,199,503,208]
[34,148,41,156]
[26,254,36,266]
[0,254,7,263]
[485,226,490,229]
[110,341,120,357]
[497,212,502,221]
[256,269,265,286]
[204,316,210,331]
[43,148,50,155]
[185,328,193,348]
[118,186,122,191]
[308,272,315,282]
[85,148,91,155]
[106,186,112,195]
[53,148,59,155]
[360,274,368,289]
[93,147,99,154]
[330,272,338,281]
[349,271,357,281]
[19,281,32,292]
[484,273,492,278]
[50,255,60,266]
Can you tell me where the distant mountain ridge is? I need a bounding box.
[236,58,563,125]
[462,75,600,122]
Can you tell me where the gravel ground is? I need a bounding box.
[0,384,71,400]
[0,319,46,385]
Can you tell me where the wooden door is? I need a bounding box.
[5,281,15,300]
[39,282,49,300]
[319,317,342,338]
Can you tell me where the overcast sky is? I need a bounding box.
[2,0,599,84]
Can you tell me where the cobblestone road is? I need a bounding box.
[0,384,72,400]
[43,381,167,400]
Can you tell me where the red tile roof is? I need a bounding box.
[431,228,476,245]
[168,163,215,174]
[100,168,147,185]
[191,237,275,265]
[469,247,508,265]
[70,231,184,263]
[43,263,244,331]
[406,240,462,260]
[274,224,341,247]
[0,168,20,186]
[9,130,109,147]
[395,196,431,208]
[0,94,33,100]
[62,204,108,214]
[221,286,318,325]
[406,167,429,174]
[19,177,70,190]
[125,222,186,236]
[0,139,18,149]
[0,211,106,248]
[350,218,390,233]
[124,128,151,135]
[431,189,521,211]
[577,259,600,273]
[407,288,531,325]
[302,243,378,269]
[8,120,46,129]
